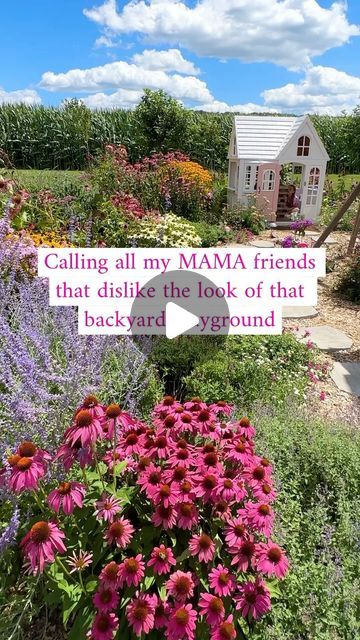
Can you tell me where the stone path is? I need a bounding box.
[331,362,360,397]
[309,235,338,245]
[296,324,353,352]
[282,306,318,319]
[249,240,275,248]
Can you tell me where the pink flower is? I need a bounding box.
[230,538,257,571]
[21,521,66,573]
[235,579,271,620]
[126,594,156,636]
[224,438,253,465]
[104,517,134,549]
[8,456,46,493]
[47,481,86,515]
[93,587,119,613]
[137,464,163,499]
[242,502,274,537]
[99,562,121,589]
[118,430,144,456]
[252,481,276,503]
[118,555,145,588]
[152,504,177,530]
[166,571,195,602]
[55,442,93,471]
[189,533,215,563]
[198,592,225,626]
[88,612,118,640]
[224,518,248,550]
[193,472,219,502]
[235,417,256,439]
[148,544,176,575]
[243,460,272,488]
[256,542,289,579]
[65,409,103,447]
[67,549,93,573]
[78,395,106,420]
[176,501,199,530]
[320,390,326,401]
[209,400,233,416]
[209,614,236,640]
[152,482,180,508]
[154,598,168,629]
[94,494,121,523]
[166,604,197,640]
[208,565,236,597]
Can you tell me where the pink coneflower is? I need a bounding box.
[148,544,176,575]
[104,517,134,549]
[166,571,195,602]
[94,494,121,523]
[163,465,192,487]
[102,447,127,471]
[230,538,257,571]
[47,481,86,515]
[212,499,232,521]
[93,587,119,613]
[178,479,196,502]
[200,445,222,470]
[118,555,145,588]
[99,562,121,589]
[189,533,215,563]
[149,434,173,459]
[153,396,183,415]
[193,472,219,502]
[55,442,93,471]
[16,441,51,464]
[210,614,236,640]
[88,612,118,640]
[152,482,180,508]
[67,549,93,573]
[166,604,197,640]
[209,401,233,416]
[167,447,194,468]
[195,408,216,435]
[216,476,243,502]
[224,517,248,550]
[118,430,144,456]
[176,501,199,530]
[184,398,207,413]
[126,593,156,637]
[235,579,271,620]
[208,565,236,597]
[8,456,46,493]
[252,481,276,503]
[78,394,106,420]
[199,592,225,626]
[154,598,168,629]
[224,438,253,466]
[234,417,256,440]
[137,465,163,499]
[242,502,274,537]
[152,504,177,530]
[256,542,289,579]
[65,409,103,447]
[104,403,135,439]
[21,521,66,573]
[243,460,272,489]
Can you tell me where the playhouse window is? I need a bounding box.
[244,165,252,190]
[262,169,275,191]
[306,167,320,205]
[297,136,310,157]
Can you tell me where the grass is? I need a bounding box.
[0,168,83,191]
[327,174,360,190]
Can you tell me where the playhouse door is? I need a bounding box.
[256,163,280,218]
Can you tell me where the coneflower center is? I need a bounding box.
[199,534,212,550]
[268,547,282,562]
[209,597,224,613]
[16,457,33,471]
[125,558,139,574]
[18,441,37,457]
[133,601,149,621]
[30,521,50,543]
[175,607,189,624]
[76,410,93,427]
[175,577,191,595]
[259,504,271,516]
[58,482,72,495]
[106,404,121,418]
[219,622,235,640]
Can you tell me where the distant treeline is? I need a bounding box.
[0,91,359,173]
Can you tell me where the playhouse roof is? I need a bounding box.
[232,115,328,161]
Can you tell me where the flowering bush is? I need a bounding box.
[128,213,202,248]
[1,396,288,639]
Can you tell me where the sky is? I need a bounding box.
[1,0,360,114]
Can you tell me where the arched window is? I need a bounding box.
[306,167,320,205]
[262,169,275,191]
[297,135,310,157]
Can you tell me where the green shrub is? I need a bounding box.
[251,409,360,640]
[335,256,360,304]
[223,200,266,235]
[192,221,233,247]
[185,333,320,409]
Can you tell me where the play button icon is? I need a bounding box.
[165,302,199,339]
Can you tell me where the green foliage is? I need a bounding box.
[184,333,321,409]
[223,200,266,235]
[335,256,360,304]
[192,221,233,247]
[251,410,360,640]
[1,94,360,172]
[133,89,190,155]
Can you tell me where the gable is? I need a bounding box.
[279,117,330,163]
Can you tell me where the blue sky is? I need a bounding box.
[1,0,360,114]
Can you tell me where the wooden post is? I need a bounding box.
[313,182,360,248]
[347,202,360,255]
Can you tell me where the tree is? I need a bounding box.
[133,89,190,155]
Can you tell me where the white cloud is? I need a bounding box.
[193,100,278,114]
[0,88,41,106]
[82,88,144,109]
[94,34,117,48]
[131,48,199,75]
[262,65,360,114]
[83,0,359,69]
[40,60,212,103]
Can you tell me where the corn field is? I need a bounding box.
[0,99,359,173]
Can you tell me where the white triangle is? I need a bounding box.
[165,302,199,340]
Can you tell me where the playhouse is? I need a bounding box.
[227,115,330,222]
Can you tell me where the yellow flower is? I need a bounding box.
[166,160,213,193]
